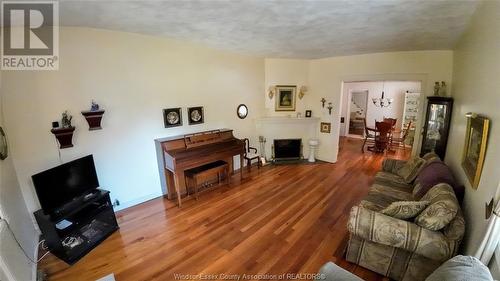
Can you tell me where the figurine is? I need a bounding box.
[434,82,440,96]
[90,100,100,111]
[439,81,447,96]
[62,111,72,128]
[327,102,333,115]
[321,98,326,108]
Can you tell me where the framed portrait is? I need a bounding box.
[275,85,296,111]
[188,106,204,125]
[163,108,182,128]
[462,115,489,189]
[320,122,331,133]
[305,110,312,118]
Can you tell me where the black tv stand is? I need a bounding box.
[34,189,119,265]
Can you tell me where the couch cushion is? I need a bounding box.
[360,184,414,212]
[425,255,493,281]
[381,200,430,219]
[374,171,413,188]
[415,183,459,231]
[396,156,426,183]
[360,192,401,211]
[422,151,441,162]
[370,183,414,201]
[413,161,459,200]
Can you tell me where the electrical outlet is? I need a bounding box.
[113,199,120,207]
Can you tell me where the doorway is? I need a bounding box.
[339,80,422,152]
[347,90,368,138]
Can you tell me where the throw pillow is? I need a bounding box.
[412,161,460,201]
[396,156,426,183]
[381,200,430,219]
[415,183,459,231]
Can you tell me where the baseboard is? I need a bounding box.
[113,192,163,212]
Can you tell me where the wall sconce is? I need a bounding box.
[321,98,326,108]
[327,102,333,115]
[299,86,308,99]
[268,86,276,99]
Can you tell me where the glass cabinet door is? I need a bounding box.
[420,97,453,159]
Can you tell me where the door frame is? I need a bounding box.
[345,89,369,139]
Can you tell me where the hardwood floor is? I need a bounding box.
[39,138,410,281]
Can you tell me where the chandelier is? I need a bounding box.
[372,81,393,107]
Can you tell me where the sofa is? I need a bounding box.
[345,153,465,281]
[317,255,494,281]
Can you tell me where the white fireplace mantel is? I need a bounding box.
[254,116,320,160]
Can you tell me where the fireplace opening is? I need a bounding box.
[273,139,301,161]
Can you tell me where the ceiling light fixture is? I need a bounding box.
[372,81,393,108]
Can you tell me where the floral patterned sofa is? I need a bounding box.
[345,154,465,281]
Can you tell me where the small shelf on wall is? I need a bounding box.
[81,110,105,130]
[51,127,75,149]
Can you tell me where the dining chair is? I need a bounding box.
[391,121,412,150]
[369,121,392,153]
[383,117,397,130]
[361,118,377,152]
[242,138,261,171]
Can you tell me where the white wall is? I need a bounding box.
[264,59,310,117]
[445,0,500,263]
[0,75,37,280]
[307,51,453,162]
[340,81,421,136]
[1,27,265,214]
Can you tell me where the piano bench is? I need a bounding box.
[184,160,230,202]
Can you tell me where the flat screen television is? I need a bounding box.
[32,155,99,215]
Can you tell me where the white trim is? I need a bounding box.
[345,89,369,138]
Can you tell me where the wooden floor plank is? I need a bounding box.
[39,137,409,281]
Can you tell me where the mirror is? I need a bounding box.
[0,127,8,160]
[237,104,248,119]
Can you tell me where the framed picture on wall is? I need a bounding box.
[275,85,296,111]
[320,122,331,133]
[188,106,204,125]
[462,115,489,189]
[163,108,182,128]
[305,110,312,117]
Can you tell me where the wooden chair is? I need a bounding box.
[361,118,377,152]
[383,117,397,130]
[391,121,412,150]
[368,121,392,153]
[242,138,261,171]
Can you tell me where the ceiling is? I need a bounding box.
[58,0,480,59]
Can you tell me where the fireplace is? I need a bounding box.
[273,139,301,161]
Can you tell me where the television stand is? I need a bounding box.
[34,189,119,265]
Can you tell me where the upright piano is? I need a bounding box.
[155,129,245,206]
